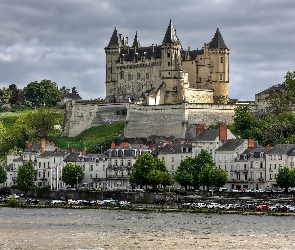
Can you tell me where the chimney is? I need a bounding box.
[68,146,75,153]
[140,144,142,149]
[196,124,207,136]
[40,138,46,154]
[81,148,86,155]
[248,139,255,148]
[50,141,55,147]
[175,141,180,145]
[111,141,116,149]
[55,148,59,153]
[123,142,129,149]
[27,141,32,149]
[218,124,227,141]
[119,142,123,147]
[149,143,155,151]
[266,144,271,152]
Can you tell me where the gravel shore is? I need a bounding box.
[1,207,295,249]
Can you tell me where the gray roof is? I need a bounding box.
[215,139,246,152]
[106,27,123,48]
[24,143,56,153]
[208,28,227,49]
[162,19,181,44]
[63,152,81,162]
[62,93,82,100]
[4,163,13,171]
[193,129,219,141]
[266,144,295,155]
[38,150,68,158]
[156,144,192,154]
[256,84,284,96]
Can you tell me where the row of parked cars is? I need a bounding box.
[44,197,132,207]
[179,202,295,212]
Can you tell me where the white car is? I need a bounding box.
[51,200,65,205]
[207,203,220,209]
[119,201,131,207]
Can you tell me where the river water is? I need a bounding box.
[1,207,295,249]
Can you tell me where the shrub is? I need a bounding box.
[8,198,20,208]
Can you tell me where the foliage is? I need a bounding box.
[276,167,295,192]
[233,105,257,139]
[283,71,295,98]
[199,163,214,191]
[7,197,20,207]
[209,167,228,188]
[174,158,195,190]
[22,79,61,106]
[16,162,34,194]
[61,163,84,187]
[129,153,169,187]
[0,166,7,183]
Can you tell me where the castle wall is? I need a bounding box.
[62,100,126,137]
[124,103,237,139]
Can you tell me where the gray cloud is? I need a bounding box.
[0,0,295,100]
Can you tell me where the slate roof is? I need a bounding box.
[193,129,219,141]
[4,163,13,172]
[132,31,140,48]
[238,147,266,160]
[162,19,181,44]
[24,143,56,153]
[215,139,247,152]
[63,152,81,162]
[156,144,192,154]
[62,93,82,100]
[106,27,123,47]
[266,144,295,155]
[208,28,227,49]
[256,84,284,96]
[38,150,68,158]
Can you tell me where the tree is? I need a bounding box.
[174,158,194,190]
[283,71,295,98]
[0,166,7,184]
[59,86,70,96]
[209,167,228,188]
[22,79,61,106]
[16,162,34,196]
[199,163,214,191]
[147,170,172,189]
[276,167,295,193]
[233,105,257,139]
[129,153,169,188]
[61,163,84,188]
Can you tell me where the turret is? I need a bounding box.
[207,28,230,104]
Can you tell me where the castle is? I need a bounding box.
[62,20,237,138]
[105,20,230,105]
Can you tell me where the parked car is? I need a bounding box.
[153,199,165,205]
[119,201,131,207]
[51,199,66,205]
[26,198,40,204]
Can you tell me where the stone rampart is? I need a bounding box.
[62,100,126,137]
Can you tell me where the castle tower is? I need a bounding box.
[160,19,183,104]
[207,28,229,104]
[104,27,123,103]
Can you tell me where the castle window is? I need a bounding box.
[168,62,170,66]
[159,71,161,77]
[137,73,140,80]
[167,52,170,58]
[168,72,170,76]
[146,73,149,79]
[219,74,222,80]
[120,71,124,79]
[220,57,223,63]
[128,74,132,80]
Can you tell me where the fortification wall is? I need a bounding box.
[62,100,126,137]
[124,104,186,138]
[124,103,237,138]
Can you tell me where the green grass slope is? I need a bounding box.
[53,122,125,152]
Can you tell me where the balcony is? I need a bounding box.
[248,178,254,182]
[231,179,237,182]
[12,177,17,181]
[242,170,248,173]
[258,178,264,182]
[92,178,103,182]
[291,162,294,166]
[40,178,47,181]
[234,170,240,173]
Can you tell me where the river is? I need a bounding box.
[1,207,295,249]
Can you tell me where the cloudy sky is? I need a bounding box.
[0,0,294,100]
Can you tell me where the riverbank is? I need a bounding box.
[1,207,295,249]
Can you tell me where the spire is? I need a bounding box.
[106,27,122,47]
[162,19,180,44]
[132,31,141,48]
[208,28,227,49]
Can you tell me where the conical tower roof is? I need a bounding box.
[208,28,227,49]
[106,27,122,47]
[162,19,180,44]
[132,31,141,48]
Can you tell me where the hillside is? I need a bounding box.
[53,122,125,152]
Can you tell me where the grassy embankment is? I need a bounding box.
[0,109,125,152]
